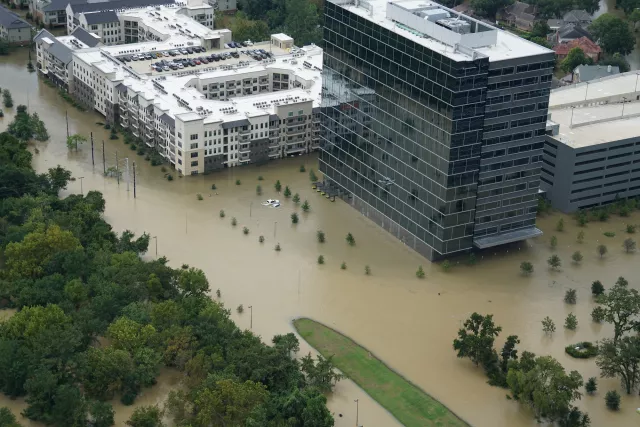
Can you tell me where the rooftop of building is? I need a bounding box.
[331,0,551,62]
[116,4,217,41]
[35,29,74,63]
[83,10,119,24]
[74,41,324,124]
[70,26,101,47]
[549,101,640,148]
[549,71,640,107]
[574,64,619,82]
[0,5,31,29]
[68,0,175,14]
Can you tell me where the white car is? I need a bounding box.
[162,66,170,71]
[262,199,281,207]
[245,40,253,46]
[177,63,184,69]
[162,52,170,57]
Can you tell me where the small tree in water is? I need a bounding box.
[577,231,585,243]
[283,186,292,198]
[301,200,310,212]
[259,235,264,243]
[66,133,87,151]
[585,377,597,395]
[235,179,241,186]
[317,255,325,265]
[591,280,604,297]
[292,193,300,204]
[299,164,306,172]
[548,255,561,270]
[623,238,636,253]
[219,209,225,218]
[231,217,237,226]
[237,304,244,314]
[441,260,452,272]
[256,185,262,195]
[291,212,299,224]
[275,243,281,252]
[345,232,355,246]
[556,218,564,232]
[364,265,371,275]
[309,169,318,182]
[340,262,347,270]
[243,226,249,235]
[316,230,325,243]
[605,390,620,411]
[216,289,221,298]
[520,261,533,275]
[275,180,282,192]
[564,288,577,304]
[416,266,425,279]
[542,316,556,335]
[550,235,558,249]
[467,253,477,266]
[571,251,583,264]
[597,244,608,258]
[565,313,578,330]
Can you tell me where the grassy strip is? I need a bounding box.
[293,318,469,427]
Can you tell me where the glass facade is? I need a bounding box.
[320,1,488,257]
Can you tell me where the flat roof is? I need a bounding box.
[335,0,550,62]
[118,5,217,40]
[474,227,543,249]
[549,101,640,148]
[550,71,640,108]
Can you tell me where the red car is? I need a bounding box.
[194,59,201,65]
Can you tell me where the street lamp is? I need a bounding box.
[248,305,253,329]
[569,106,576,127]
[78,176,84,196]
[354,399,359,427]
[152,236,158,258]
[584,81,589,101]
[622,96,628,117]
[635,72,639,93]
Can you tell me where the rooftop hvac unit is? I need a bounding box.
[437,18,471,34]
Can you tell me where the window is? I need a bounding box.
[191,152,198,158]
[190,143,198,149]
[190,134,199,140]
[288,112,293,117]
[191,161,198,167]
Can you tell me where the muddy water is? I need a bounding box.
[2,49,640,427]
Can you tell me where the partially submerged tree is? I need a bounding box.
[597,336,640,394]
[591,277,640,342]
[453,312,502,367]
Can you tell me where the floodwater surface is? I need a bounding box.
[2,50,640,427]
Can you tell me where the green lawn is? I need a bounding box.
[293,318,469,427]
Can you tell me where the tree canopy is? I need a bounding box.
[589,14,636,55]
[561,47,593,73]
[0,131,337,426]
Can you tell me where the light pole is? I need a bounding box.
[354,399,359,427]
[584,81,589,101]
[152,236,157,258]
[248,305,253,329]
[569,106,576,127]
[622,96,628,117]
[78,176,84,196]
[635,72,639,93]
[250,201,253,217]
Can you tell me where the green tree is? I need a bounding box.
[107,317,157,353]
[548,254,561,270]
[564,288,577,304]
[576,0,600,14]
[126,405,165,427]
[317,255,324,264]
[88,400,115,427]
[300,353,344,392]
[561,47,593,73]
[78,347,133,400]
[275,180,282,192]
[556,218,565,232]
[520,261,534,275]
[283,0,322,46]
[591,277,640,342]
[3,89,13,108]
[416,265,425,279]
[0,407,22,427]
[585,377,597,394]
[292,193,300,204]
[599,53,631,72]
[589,14,636,55]
[565,313,578,330]
[471,0,514,19]
[256,184,262,195]
[531,20,551,37]
[597,336,640,394]
[283,186,291,198]
[177,267,209,297]
[577,231,585,243]
[605,390,621,410]
[453,312,502,367]
[542,316,556,335]
[571,251,583,264]
[550,235,558,249]
[291,212,299,224]
[506,355,583,423]
[316,229,325,243]
[591,280,605,297]
[301,200,310,212]
[345,232,355,246]
[597,244,608,258]
[66,134,87,151]
[623,238,636,253]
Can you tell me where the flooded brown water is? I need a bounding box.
[2,49,640,427]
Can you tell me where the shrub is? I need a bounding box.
[603,231,616,238]
[623,238,636,253]
[520,261,533,275]
[441,260,452,272]
[235,179,241,185]
[467,253,477,266]
[219,209,225,218]
[216,289,221,298]
[317,255,324,264]
[309,169,318,182]
[256,185,262,195]
[564,313,578,330]
[345,232,355,246]
[571,251,583,264]
[316,230,325,243]
[626,224,636,234]
[585,377,597,394]
[237,304,244,314]
[284,186,291,198]
[542,316,556,335]
[259,235,264,243]
[592,306,605,323]
[547,255,561,270]
[340,262,347,270]
[364,265,371,275]
[167,174,174,181]
[275,243,281,252]
[211,184,217,190]
[231,217,237,226]
[301,200,310,212]
[416,266,425,279]
[257,175,264,181]
[196,193,203,201]
[161,166,167,173]
[591,280,605,297]
[243,227,249,235]
[292,193,300,204]
[564,288,577,304]
[299,165,306,172]
[565,342,598,359]
[597,244,608,258]
[137,148,144,155]
[605,390,620,411]
[291,212,299,224]
[556,218,564,231]
[275,180,282,192]
[550,235,558,249]
[577,231,585,243]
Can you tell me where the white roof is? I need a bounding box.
[550,71,640,108]
[339,0,551,62]
[272,33,293,42]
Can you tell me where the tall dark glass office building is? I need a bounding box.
[319,0,555,260]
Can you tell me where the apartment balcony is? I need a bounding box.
[132,130,139,138]
[238,128,250,135]
[287,127,306,136]
[268,149,280,157]
[285,146,306,155]
[268,141,279,149]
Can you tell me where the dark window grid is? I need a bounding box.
[322,55,483,134]
[319,137,478,215]
[319,161,477,240]
[475,197,537,215]
[320,114,481,190]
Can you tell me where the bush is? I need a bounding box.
[216,289,221,298]
[235,179,241,185]
[196,193,203,201]
[211,184,217,190]
[441,260,451,272]
[345,232,355,246]
[364,265,371,275]
[605,390,620,411]
[564,288,577,304]
[256,185,262,195]
[291,212,299,224]
[416,266,425,279]
[292,193,300,204]
[556,218,564,231]
[591,280,605,297]
[520,261,533,275]
[219,209,225,218]
[317,255,324,264]
[467,253,477,266]
[597,244,608,258]
[585,377,597,394]
[283,186,291,198]
[299,165,306,172]
[301,200,310,212]
[627,224,636,234]
[316,230,325,243]
[167,174,173,181]
[243,226,249,235]
[571,251,583,264]
[231,217,237,226]
[577,231,585,243]
[258,235,264,243]
[275,180,282,192]
[237,304,244,314]
[564,313,578,330]
[603,231,616,238]
[257,175,264,181]
[550,235,558,249]
[309,169,318,182]
[565,342,598,359]
[275,243,281,252]
[340,262,347,270]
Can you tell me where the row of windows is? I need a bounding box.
[478,170,540,188]
[487,75,551,91]
[476,194,536,212]
[479,155,540,172]
[484,103,537,118]
[474,218,536,237]
[570,184,640,203]
[476,208,530,224]
[576,141,640,157]
[485,130,541,146]
[487,61,555,77]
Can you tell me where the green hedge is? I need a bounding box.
[565,342,598,359]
